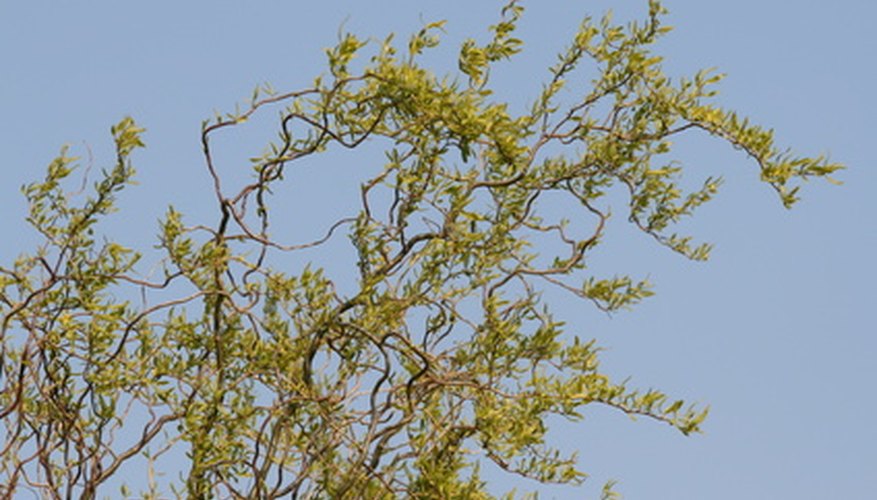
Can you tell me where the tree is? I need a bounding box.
[0,1,841,498]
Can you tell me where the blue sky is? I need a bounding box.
[1,1,874,498]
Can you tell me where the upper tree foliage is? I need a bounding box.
[0,1,841,498]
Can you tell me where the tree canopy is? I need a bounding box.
[0,1,841,498]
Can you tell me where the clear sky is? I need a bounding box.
[1,1,874,498]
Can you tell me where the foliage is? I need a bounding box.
[0,1,840,498]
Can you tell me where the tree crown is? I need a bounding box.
[0,1,841,498]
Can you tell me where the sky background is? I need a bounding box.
[1,1,875,498]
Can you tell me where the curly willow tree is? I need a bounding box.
[0,1,841,498]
